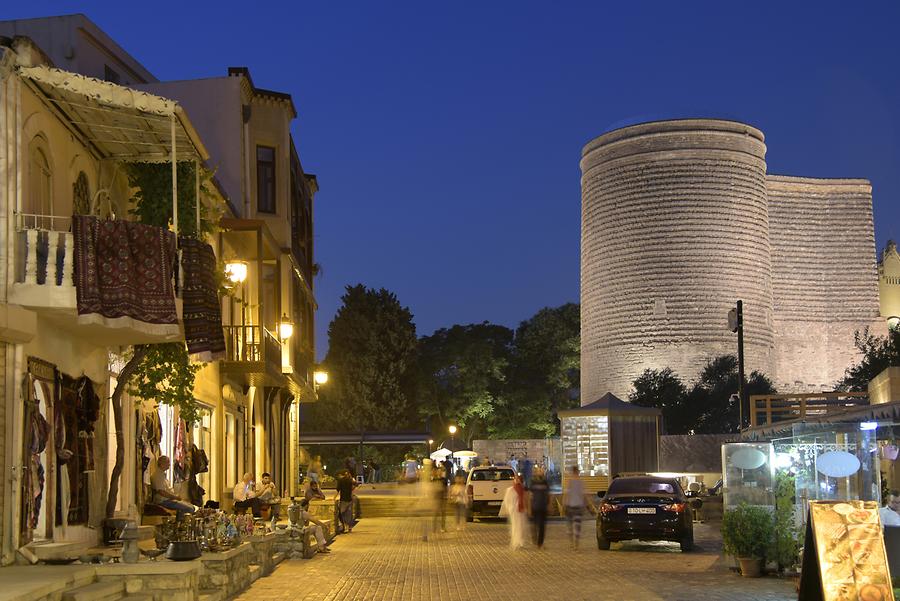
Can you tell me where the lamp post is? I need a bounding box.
[448,425,458,468]
[728,300,746,429]
[225,260,248,358]
[428,439,434,454]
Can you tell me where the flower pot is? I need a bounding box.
[738,557,763,578]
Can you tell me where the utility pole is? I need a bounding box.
[728,300,746,429]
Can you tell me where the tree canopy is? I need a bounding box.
[836,327,900,391]
[310,284,419,431]
[630,355,776,434]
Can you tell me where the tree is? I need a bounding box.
[311,285,418,431]
[629,355,776,434]
[837,327,900,391]
[506,303,580,436]
[417,323,514,442]
[629,368,690,434]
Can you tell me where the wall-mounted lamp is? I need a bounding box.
[225,260,248,284]
[313,370,329,386]
[278,314,294,340]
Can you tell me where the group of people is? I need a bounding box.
[502,465,590,550]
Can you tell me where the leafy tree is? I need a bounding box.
[629,356,776,434]
[417,323,514,443]
[836,327,900,391]
[311,285,418,431]
[629,367,690,434]
[506,303,580,436]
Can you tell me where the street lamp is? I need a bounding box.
[278,314,294,340]
[427,439,434,454]
[224,260,248,285]
[448,425,457,435]
[313,370,329,386]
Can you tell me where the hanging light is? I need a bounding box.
[224,260,248,284]
[313,370,329,385]
[278,314,294,339]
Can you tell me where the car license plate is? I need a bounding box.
[488,501,501,506]
[627,507,656,515]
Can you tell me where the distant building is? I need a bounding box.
[879,241,900,330]
[580,119,885,402]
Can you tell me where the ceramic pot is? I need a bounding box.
[166,540,201,561]
[738,557,762,578]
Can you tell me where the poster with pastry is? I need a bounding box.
[809,501,894,601]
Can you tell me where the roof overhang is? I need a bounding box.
[18,64,208,163]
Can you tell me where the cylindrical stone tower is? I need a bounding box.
[580,119,775,403]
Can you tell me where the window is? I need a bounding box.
[607,478,679,496]
[28,143,52,228]
[256,146,276,213]
[103,65,121,84]
[471,468,515,481]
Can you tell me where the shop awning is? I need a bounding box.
[18,64,208,162]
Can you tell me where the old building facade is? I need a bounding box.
[581,119,885,402]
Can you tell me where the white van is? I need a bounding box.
[466,465,516,520]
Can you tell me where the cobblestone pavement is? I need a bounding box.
[234,517,795,601]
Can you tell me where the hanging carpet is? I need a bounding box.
[178,237,226,361]
[72,215,179,335]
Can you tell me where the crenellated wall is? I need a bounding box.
[580,119,884,403]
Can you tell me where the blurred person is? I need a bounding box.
[881,490,900,528]
[404,455,418,483]
[529,467,550,548]
[334,469,357,533]
[432,467,448,534]
[151,456,195,520]
[234,472,263,517]
[563,466,586,548]
[307,455,322,483]
[500,474,528,550]
[449,474,468,530]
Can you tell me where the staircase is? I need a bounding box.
[61,580,150,601]
[356,494,424,518]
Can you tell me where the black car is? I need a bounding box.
[596,476,693,551]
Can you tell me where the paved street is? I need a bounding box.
[235,517,795,601]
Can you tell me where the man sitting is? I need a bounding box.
[233,473,264,517]
[255,472,281,520]
[304,479,326,503]
[150,456,195,520]
[299,498,331,554]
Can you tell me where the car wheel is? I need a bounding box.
[597,535,611,550]
[680,536,694,552]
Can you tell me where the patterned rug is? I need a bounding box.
[179,236,226,361]
[72,215,179,335]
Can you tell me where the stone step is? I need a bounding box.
[62,580,125,601]
[248,564,261,583]
[199,590,225,601]
[123,595,154,601]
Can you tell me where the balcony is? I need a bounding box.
[221,324,284,387]
[9,217,184,346]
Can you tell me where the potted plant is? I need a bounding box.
[722,503,774,577]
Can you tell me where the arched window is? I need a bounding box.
[27,142,52,229]
[72,171,90,216]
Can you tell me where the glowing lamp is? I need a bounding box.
[313,370,329,386]
[225,260,248,284]
[278,314,294,339]
[448,425,458,435]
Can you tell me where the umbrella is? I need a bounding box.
[453,449,478,458]
[430,448,452,461]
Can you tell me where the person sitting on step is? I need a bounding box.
[233,472,264,517]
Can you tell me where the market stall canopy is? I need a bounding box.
[437,438,470,453]
[558,392,662,418]
[18,64,208,162]
[429,448,452,462]
[452,449,478,458]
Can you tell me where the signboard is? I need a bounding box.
[799,500,894,601]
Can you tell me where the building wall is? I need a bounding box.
[580,120,774,401]
[0,14,156,84]
[879,242,900,326]
[767,176,885,391]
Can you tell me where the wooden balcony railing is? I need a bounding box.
[749,392,870,427]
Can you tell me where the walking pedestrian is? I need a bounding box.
[404,455,418,484]
[432,467,448,533]
[563,465,586,548]
[334,469,357,533]
[500,474,528,550]
[522,453,533,488]
[449,474,468,530]
[530,467,549,548]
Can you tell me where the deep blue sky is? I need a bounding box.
[5,2,900,358]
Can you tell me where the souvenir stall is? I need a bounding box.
[558,393,661,494]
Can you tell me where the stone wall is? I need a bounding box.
[580,120,773,401]
[767,176,885,391]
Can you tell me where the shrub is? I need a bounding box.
[722,503,775,559]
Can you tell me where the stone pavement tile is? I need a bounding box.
[233,517,796,601]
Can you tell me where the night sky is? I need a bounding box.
[4,2,900,358]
